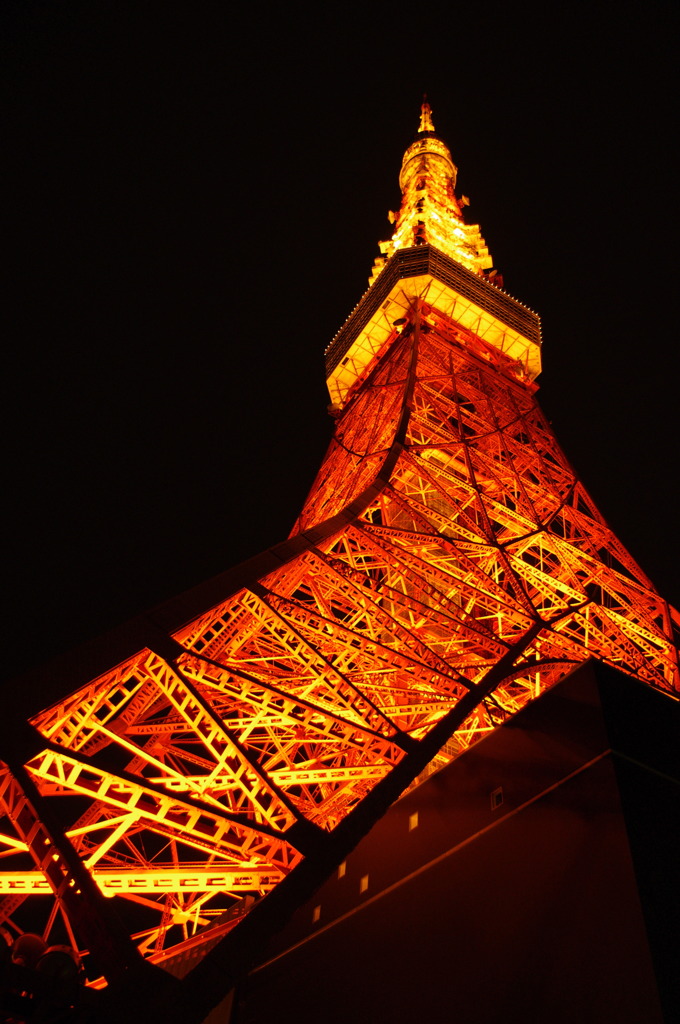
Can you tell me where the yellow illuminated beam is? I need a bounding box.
[0,867,284,895]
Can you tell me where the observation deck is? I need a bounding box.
[325,244,542,409]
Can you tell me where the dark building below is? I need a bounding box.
[235,661,679,1023]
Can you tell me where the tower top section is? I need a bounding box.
[370,101,495,285]
[326,103,541,410]
[399,99,458,192]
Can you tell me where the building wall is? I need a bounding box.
[234,663,678,1023]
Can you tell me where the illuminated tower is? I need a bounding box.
[0,103,678,1020]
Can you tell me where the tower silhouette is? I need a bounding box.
[1,103,678,1020]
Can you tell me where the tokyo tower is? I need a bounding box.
[1,102,678,1022]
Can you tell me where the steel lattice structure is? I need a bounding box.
[1,103,678,999]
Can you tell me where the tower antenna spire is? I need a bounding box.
[370,98,493,283]
[419,95,435,134]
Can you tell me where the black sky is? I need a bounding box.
[3,2,679,702]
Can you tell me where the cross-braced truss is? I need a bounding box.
[1,300,676,980]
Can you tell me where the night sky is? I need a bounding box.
[4,2,678,712]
